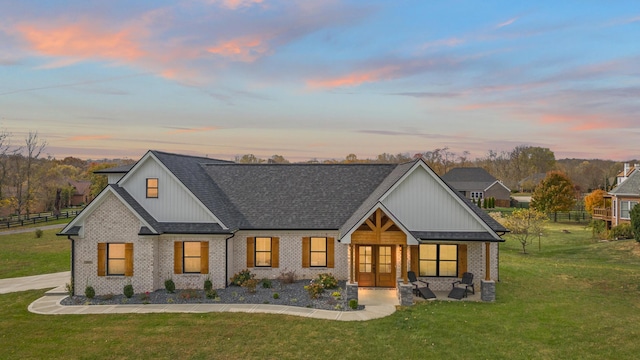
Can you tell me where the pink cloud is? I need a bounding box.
[496,17,519,28]
[307,65,404,88]
[207,0,265,10]
[16,23,145,64]
[208,36,270,62]
[422,37,465,50]
[540,114,615,131]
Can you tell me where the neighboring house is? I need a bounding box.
[593,164,640,229]
[68,180,93,206]
[441,168,511,207]
[60,151,507,303]
[616,163,638,186]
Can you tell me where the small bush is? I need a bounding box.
[243,278,259,293]
[65,282,74,297]
[304,281,324,299]
[317,273,338,289]
[165,279,176,293]
[206,289,217,299]
[230,269,253,286]
[84,285,95,299]
[273,293,280,299]
[261,278,272,288]
[204,278,213,291]
[35,229,43,238]
[349,299,358,310]
[123,284,134,298]
[180,289,201,300]
[610,223,634,240]
[278,269,296,284]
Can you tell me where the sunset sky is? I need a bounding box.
[1,0,639,162]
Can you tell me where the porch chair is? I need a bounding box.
[451,272,476,297]
[408,271,436,299]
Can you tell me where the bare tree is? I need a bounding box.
[23,131,47,216]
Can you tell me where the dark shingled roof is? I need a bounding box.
[441,167,499,191]
[201,163,397,229]
[610,169,640,196]
[412,231,504,242]
[58,225,81,236]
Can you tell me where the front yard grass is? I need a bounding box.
[1,222,640,359]
[0,228,70,278]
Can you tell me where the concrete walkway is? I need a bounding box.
[0,272,397,321]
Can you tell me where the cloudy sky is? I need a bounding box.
[1,0,639,161]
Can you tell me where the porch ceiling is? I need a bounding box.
[412,231,504,242]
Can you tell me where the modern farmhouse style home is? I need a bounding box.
[60,151,507,303]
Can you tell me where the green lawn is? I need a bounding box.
[0,228,70,278]
[1,222,640,359]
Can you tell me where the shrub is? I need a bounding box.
[180,289,200,300]
[278,269,296,284]
[610,223,634,240]
[304,281,324,299]
[164,279,176,293]
[65,282,74,297]
[206,289,217,299]
[123,284,134,298]
[587,220,608,240]
[230,269,253,286]
[631,204,640,242]
[349,299,358,310]
[204,278,213,291]
[84,285,95,299]
[35,229,43,238]
[273,293,279,299]
[317,273,338,289]
[243,278,259,293]
[261,278,272,288]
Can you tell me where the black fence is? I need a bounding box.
[0,210,80,229]
[546,211,591,223]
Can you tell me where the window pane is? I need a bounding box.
[147,178,158,198]
[256,237,271,251]
[184,258,201,273]
[108,259,125,275]
[420,260,436,276]
[311,252,326,267]
[109,244,125,258]
[255,252,271,266]
[420,244,437,260]
[184,242,200,257]
[440,261,457,277]
[310,237,326,251]
[440,245,457,261]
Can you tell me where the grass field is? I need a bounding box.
[0,227,70,279]
[1,222,639,359]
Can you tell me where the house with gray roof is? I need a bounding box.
[593,165,640,229]
[60,150,507,303]
[442,167,511,207]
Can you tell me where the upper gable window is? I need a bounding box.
[146,178,158,198]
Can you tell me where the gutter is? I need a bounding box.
[67,236,75,295]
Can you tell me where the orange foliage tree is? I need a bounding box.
[584,189,609,214]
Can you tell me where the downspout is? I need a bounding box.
[224,231,237,288]
[67,236,75,295]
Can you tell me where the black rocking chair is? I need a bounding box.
[408,271,436,299]
[448,272,475,300]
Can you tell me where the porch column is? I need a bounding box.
[350,243,354,283]
[485,242,490,281]
[401,244,407,284]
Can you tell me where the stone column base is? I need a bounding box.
[346,282,358,303]
[481,280,496,302]
[397,280,414,306]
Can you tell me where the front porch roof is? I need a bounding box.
[412,231,505,242]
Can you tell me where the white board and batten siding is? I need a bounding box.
[120,157,216,223]
[381,166,486,232]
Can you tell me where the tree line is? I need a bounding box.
[1,132,634,217]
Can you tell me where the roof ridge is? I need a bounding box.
[150,150,234,163]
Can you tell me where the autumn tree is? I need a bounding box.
[503,209,548,254]
[235,154,264,163]
[584,189,609,214]
[530,171,576,221]
[86,162,118,198]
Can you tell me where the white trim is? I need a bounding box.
[484,180,511,193]
[118,151,228,229]
[61,186,157,235]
